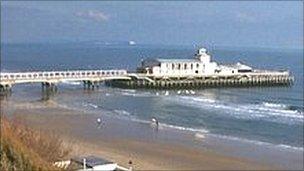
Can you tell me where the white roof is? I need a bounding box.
[156,58,200,63]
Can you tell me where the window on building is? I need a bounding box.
[184,63,187,70]
[196,63,199,68]
[172,64,175,70]
[191,64,193,70]
[178,63,181,70]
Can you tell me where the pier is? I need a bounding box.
[0,48,295,93]
[0,69,294,93]
[106,70,294,89]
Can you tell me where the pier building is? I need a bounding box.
[137,48,253,77]
[107,48,294,89]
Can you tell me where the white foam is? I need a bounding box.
[61,80,82,85]
[121,91,153,97]
[160,123,209,134]
[171,95,303,124]
[87,103,98,108]
[121,89,136,93]
[262,102,287,109]
[113,109,131,116]
[195,133,206,139]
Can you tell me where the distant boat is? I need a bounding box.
[128,41,136,45]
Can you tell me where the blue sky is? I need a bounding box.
[1,1,303,49]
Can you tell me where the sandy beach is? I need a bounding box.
[1,99,279,170]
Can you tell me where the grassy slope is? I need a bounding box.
[1,116,69,171]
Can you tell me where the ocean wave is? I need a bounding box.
[113,109,131,116]
[172,96,303,124]
[117,115,210,134]
[209,134,304,151]
[262,102,287,109]
[121,89,136,93]
[159,123,209,134]
[83,102,98,109]
[120,91,153,97]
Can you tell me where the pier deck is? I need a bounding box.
[0,69,294,92]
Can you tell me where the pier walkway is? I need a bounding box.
[0,69,129,91]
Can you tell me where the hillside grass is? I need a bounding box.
[1,115,70,171]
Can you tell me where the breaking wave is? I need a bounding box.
[159,123,209,134]
[113,109,131,116]
[172,96,303,124]
[83,102,98,109]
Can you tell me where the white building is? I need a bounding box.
[137,48,253,77]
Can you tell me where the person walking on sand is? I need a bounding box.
[96,117,102,128]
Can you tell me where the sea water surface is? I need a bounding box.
[1,43,303,167]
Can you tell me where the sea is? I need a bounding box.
[1,43,303,166]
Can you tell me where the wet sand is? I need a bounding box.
[1,99,278,170]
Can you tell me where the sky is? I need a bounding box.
[1,1,303,49]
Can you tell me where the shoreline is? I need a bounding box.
[3,99,302,170]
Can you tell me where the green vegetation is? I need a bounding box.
[1,116,70,171]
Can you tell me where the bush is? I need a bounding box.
[1,115,70,171]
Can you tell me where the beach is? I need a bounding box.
[1,99,282,170]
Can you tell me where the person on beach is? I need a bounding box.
[151,117,159,129]
[96,117,102,128]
